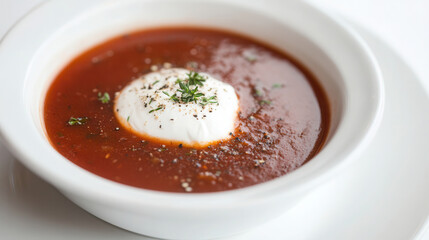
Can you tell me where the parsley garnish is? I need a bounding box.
[253,87,264,97]
[176,79,205,103]
[259,100,272,105]
[252,86,271,106]
[149,106,163,113]
[162,91,179,102]
[127,116,130,122]
[272,83,284,89]
[187,71,206,86]
[98,92,110,104]
[169,93,179,102]
[68,117,88,126]
[161,71,217,107]
[200,96,218,106]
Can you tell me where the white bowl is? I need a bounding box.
[0,0,384,239]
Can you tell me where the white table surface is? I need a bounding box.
[1,0,428,239]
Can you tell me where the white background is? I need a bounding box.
[1,0,428,239]
[308,0,429,94]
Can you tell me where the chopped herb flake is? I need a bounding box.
[161,71,217,107]
[98,92,110,104]
[254,88,264,97]
[169,93,179,102]
[149,106,163,113]
[176,79,205,103]
[200,96,218,106]
[187,71,206,86]
[272,83,284,89]
[162,91,179,102]
[68,117,88,126]
[259,100,272,105]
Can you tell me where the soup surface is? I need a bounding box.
[44,27,330,193]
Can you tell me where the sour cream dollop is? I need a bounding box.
[114,68,239,147]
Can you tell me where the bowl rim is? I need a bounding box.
[0,0,384,209]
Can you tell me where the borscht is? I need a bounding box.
[43,27,330,193]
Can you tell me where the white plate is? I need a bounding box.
[0,22,428,240]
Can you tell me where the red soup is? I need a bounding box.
[44,27,330,193]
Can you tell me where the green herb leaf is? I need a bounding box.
[177,81,205,103]
[272,83,284,89]
[127,116,130,122]
[149,106,163,113]
[259,100,272,106]
[254,88,264,97]
[165,71,217,106]
[200,96,218,106]
[187,71,206,86]
[68,117,88,126]
[163,91,179,102]
[98,92,110,104]
[152,80,159,85]
[169,93,179,102]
